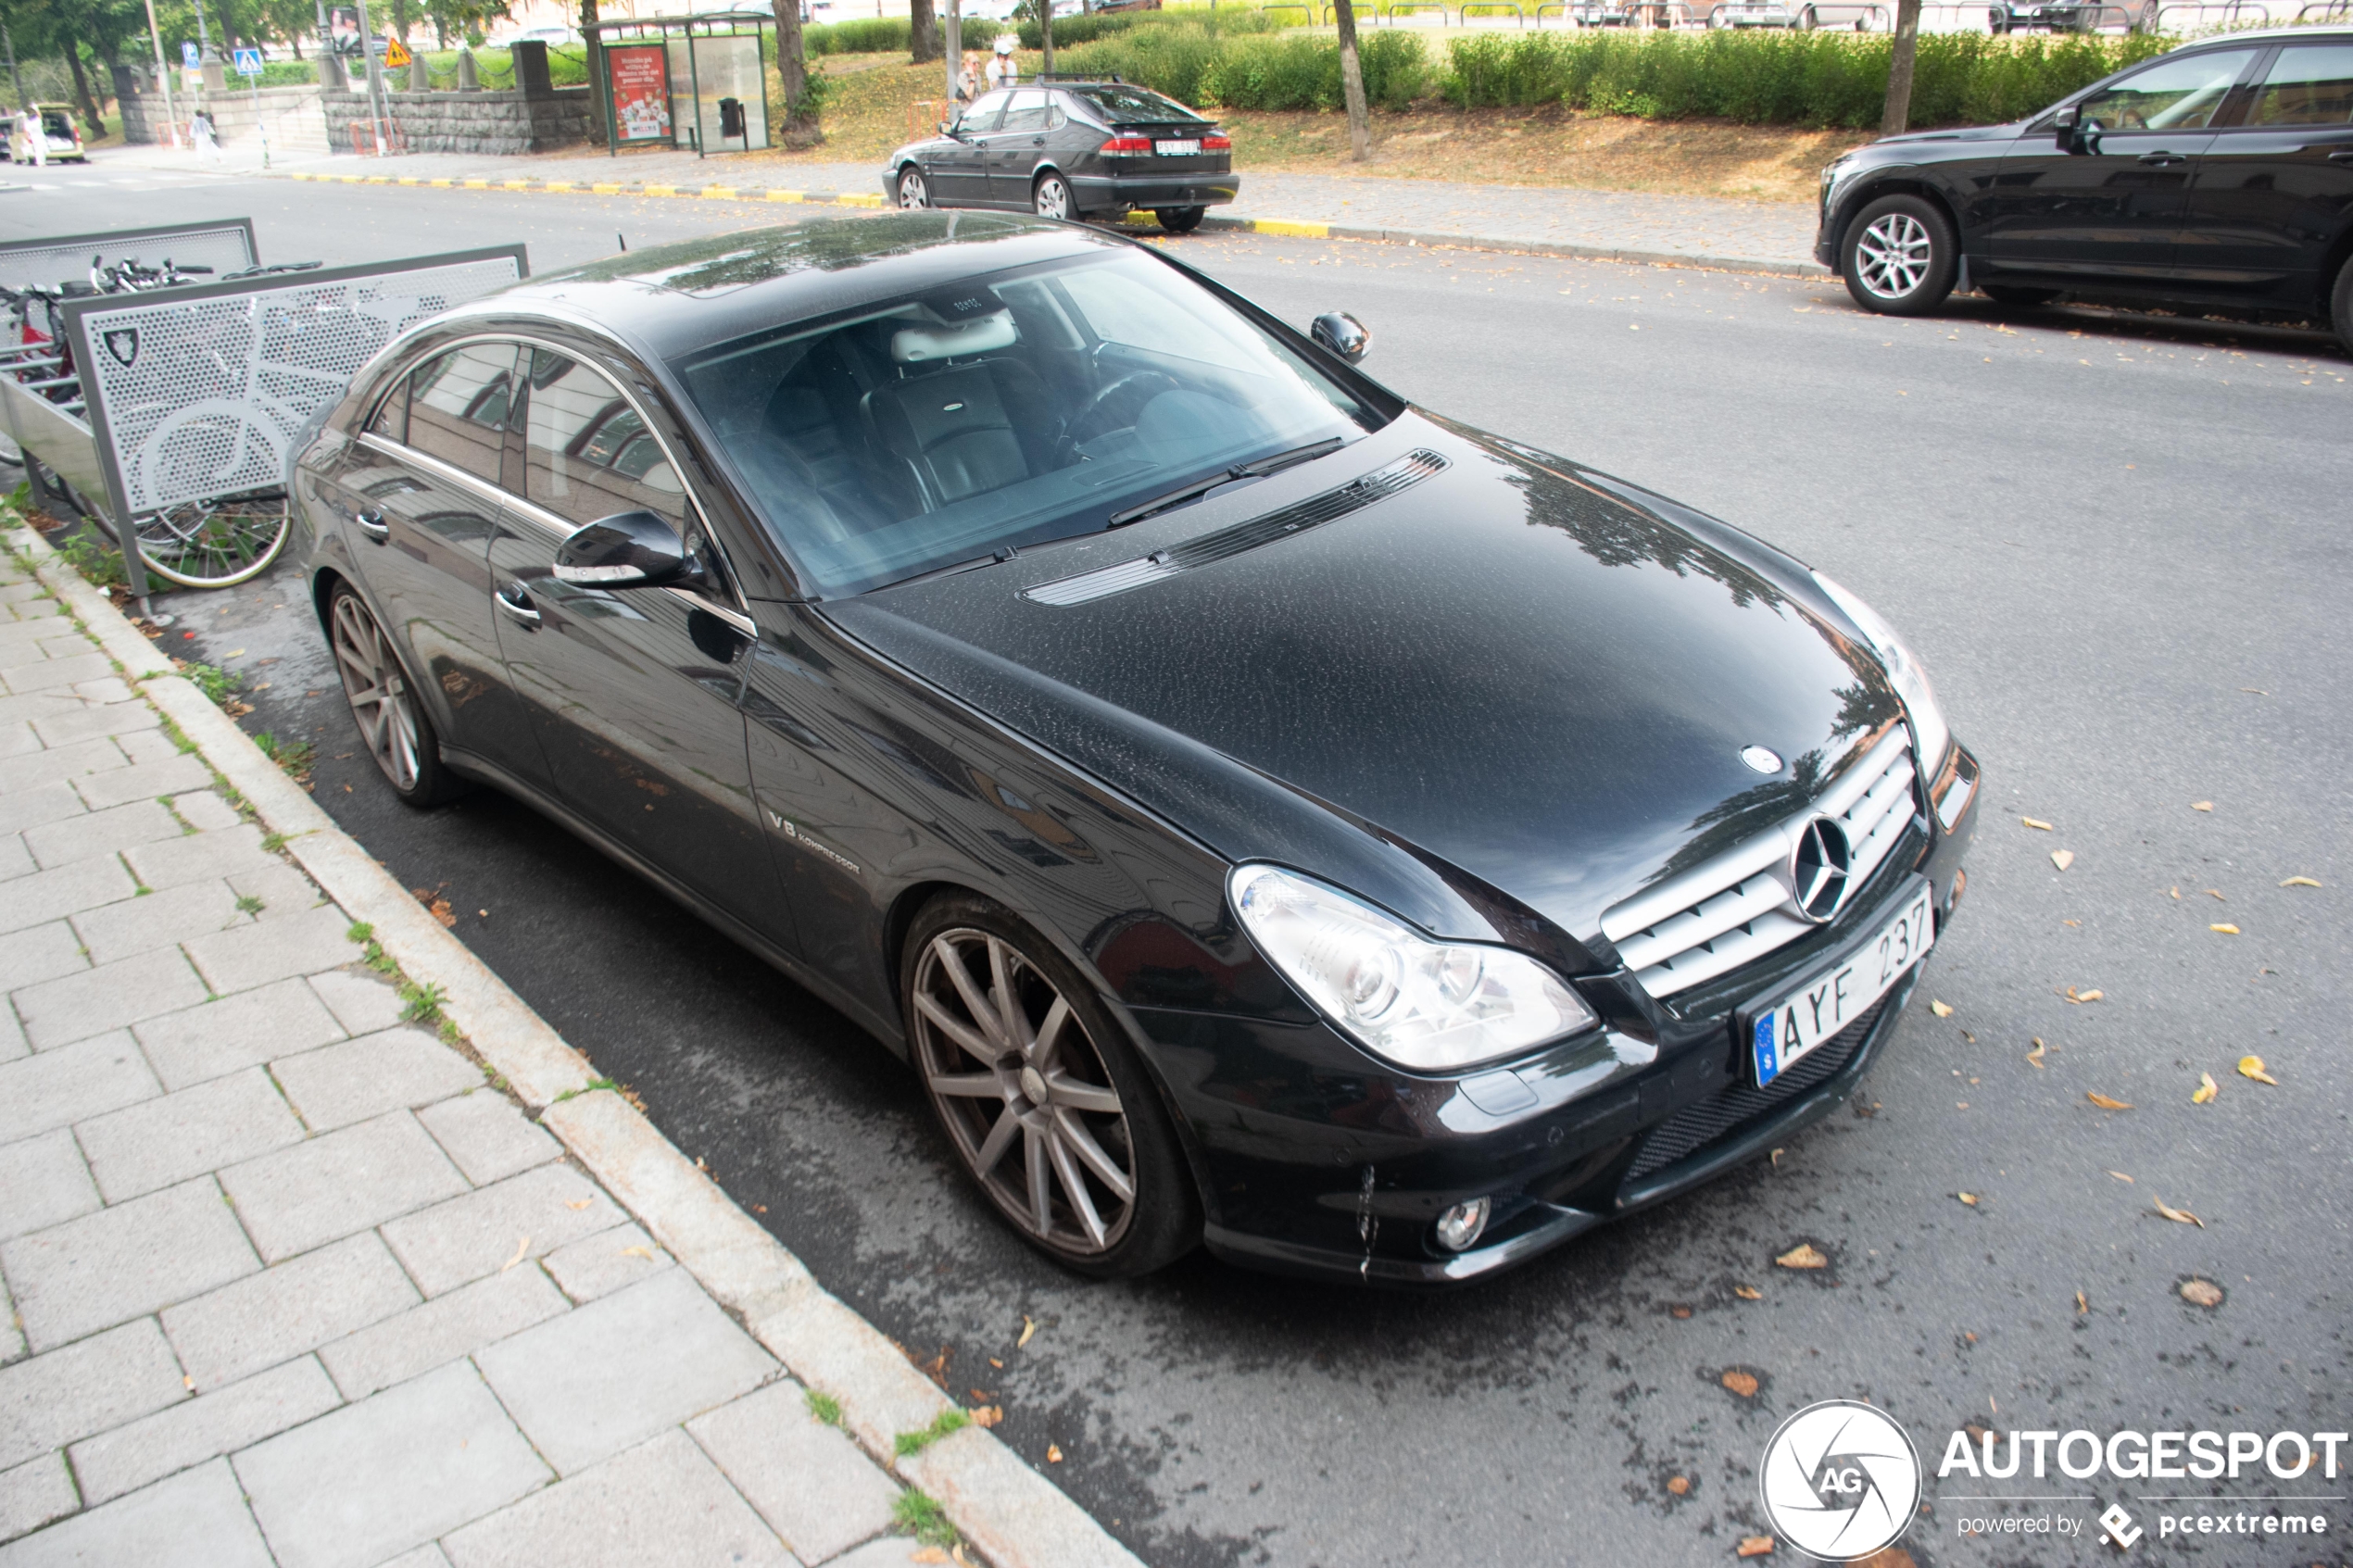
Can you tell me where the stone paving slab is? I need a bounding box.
[0,527,1141,1567]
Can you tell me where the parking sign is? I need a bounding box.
[233,46,263,76]
[181,41,201,69]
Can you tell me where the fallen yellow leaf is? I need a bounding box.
[1017,1315,1037,1348]
[1667,1474,1691,1496]
[2192,1072,2219,1104]
[1930,999,1954,1018]
[1776,1243,1829,1270]
[1046,1443,1063,1463]
[2281,875,2321,889]
[620,1246,655,1261]
[2026,1037,2047,1069]
[970,1404,1004,1429]
[2021,817,2053,831]
[2210,923,2240,935]
[910,1550,950,1565]
[2086,1092,2133,1110]
[499,1235,530,1272]
[2181,1278,2223,1309]
[564,1198,594,1211]
[1722,1369,1760,1398]
[2170,886,2181,899]
[1737,1537,1777,1559]
[2075,1290,2089,1315]
[2237,1055,2279,1085]
[2062,986,2104,1004]
[1734,1285,1763,1300]
[2192,801,2213,812]
[1957,1192,1978,1206]
[2203,889,2225,901]
[2051,849,2075,872]
[2153,1198,2204,1228]
[2108,1171,2133,1183]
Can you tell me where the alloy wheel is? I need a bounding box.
[331,592,422,793]
[1033,174,1073,220]
[1854,212,1933,300]
[898,167,929,208]
[911,928,1137,1255]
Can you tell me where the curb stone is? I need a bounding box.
[5,521,1146,1568]
[281,167,1832,276]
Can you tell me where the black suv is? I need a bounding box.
[1816,27,2353,346]
[884,78,1239,232]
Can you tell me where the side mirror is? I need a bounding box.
[1311,311,1370,365]
[553,510,690,589]
[2052,104,2083,152]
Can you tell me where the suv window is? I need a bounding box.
[2245,44,2353,127]
[522,349,688,532]
[998,90,1050,134]
[2076,49,2258,132]
[406,343,518,482]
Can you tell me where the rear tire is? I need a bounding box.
[1033,171,1075,221]
[1840,193,1958,317]
[1155,205,1205,233]
[1982,283,2060,307]
[327,582,467,808]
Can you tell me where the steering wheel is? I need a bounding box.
[1067,370,1181,448]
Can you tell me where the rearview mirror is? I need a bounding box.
[2052,103,2083,152]
[553,511,690,589]
[1311,311,1370,364]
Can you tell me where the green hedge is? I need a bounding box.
[1055,23,1426,110]
[1439,28,2170,128]
[805,17,913,55]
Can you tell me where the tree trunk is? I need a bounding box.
[580,0,606,144]
[1333,0,1369,162]
[1039,0,1052,77]
[771,0,818,144]
[910,0,939,64]
[66,46,104,136]
[1881,0,1921,136]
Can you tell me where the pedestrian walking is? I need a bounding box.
[21,107,44,168]
[192,107,221,165]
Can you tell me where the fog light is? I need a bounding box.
[1435,1197,1491,1252]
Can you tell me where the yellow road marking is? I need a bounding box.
[591,182,623,194]
[698,186,737,199]
[765,190,803,203]
[462,179,489,189]
[645,184,679,196]
[1252,219,1327,239]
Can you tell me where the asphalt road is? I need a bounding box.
[7,163,2349,1568]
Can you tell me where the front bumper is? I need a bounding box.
[1141,741,1979,1286]
[1070,172,1240,213]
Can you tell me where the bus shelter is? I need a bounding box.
[588,11,774,158]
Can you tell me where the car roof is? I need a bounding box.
[2168,22,2353,48]
[442,210,1138,364]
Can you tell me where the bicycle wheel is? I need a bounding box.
[133,489,292,588]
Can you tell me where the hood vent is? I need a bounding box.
[1023,448,1448,608]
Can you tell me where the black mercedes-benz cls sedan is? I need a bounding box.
[1818,25,2353,347]
[293,211,1978,1286]
[884,77,1239,232]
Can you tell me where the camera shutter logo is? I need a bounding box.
[103,328,139,370]
[1757,1399,1921,1561]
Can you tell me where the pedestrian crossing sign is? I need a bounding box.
[381,34,411,69]
[233,47,263,76]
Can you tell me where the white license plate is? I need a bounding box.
[1748,881,1934,1087]
[1155,139,1202,156]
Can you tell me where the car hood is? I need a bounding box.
[824,414,1901,950]
[1866,121,2023,150]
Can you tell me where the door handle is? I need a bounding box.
[495,583,541,628]
[354,508,389,542]
[2135,152,2187,166]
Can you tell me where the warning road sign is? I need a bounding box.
[381,34,411,68]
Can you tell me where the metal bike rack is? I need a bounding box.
[5,244,527,611]
[1460,1,1528,22]
[1259,2,1312,19]
[1385,2,1452,20]
[2295,0,2349,19]
[0,222,261,346]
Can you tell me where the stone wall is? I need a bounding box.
[120,84,332,156]
[318,85,588,156]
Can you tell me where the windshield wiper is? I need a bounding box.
[1105,437,1345,529]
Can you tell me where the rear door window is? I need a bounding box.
[998,91,1050,134]
[2246,44,2353,127]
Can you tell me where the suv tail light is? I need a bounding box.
[1202,132,1231,149]
[1101,134,1152,154]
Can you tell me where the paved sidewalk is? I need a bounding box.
[0,549,1038,1566]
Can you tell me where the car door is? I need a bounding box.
[330,339,549,788]
[1988,47,2261,283]
[984,89,1054,206]
[2175,43,2353,305]
[934,91,1009,206]
[487,345,786,940]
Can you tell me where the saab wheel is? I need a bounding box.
[1841,193,1958,317]
[897,165,930,208]
[2331,255,2353,357]
[1982,283,2059,307]
[1797,6,1818,25]
[327,582,466,807]
[1032,171,1075,220]
[902,894,1199,1278]
[1155,205,1206,233]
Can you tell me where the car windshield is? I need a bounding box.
[673,249,1383,596]
[1065,85,1204,124]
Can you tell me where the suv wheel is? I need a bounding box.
[1033,172,1075,220]
[1841,194,1958,316]
[901,894,1199,1277]
[897,166,930,208]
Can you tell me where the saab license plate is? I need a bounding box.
[1747,880,1934,1088]
[1155,139,1202,156]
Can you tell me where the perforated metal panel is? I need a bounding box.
[0,222,259,342]
[63,251,524,518]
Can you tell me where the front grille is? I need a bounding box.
[1022,449,1447,608]
[1602,727,1919,1000]
[1623,996,1887,1182]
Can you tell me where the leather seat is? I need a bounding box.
[861,358,1059,509]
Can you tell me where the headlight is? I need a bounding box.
[1229,864,1596,1074]
[1812,572,1950,771]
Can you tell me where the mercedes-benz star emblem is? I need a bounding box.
[1741,745,1783,774]
[1791,816,1853,922]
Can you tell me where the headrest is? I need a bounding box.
[891,310,1017,364]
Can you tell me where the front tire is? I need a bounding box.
[897,165,930,208]
[1032,171,1075,220]
[1840,193,1958,317]
[1155,205,1205,233]
[328,583,466,807]
[902,894,1199,1278]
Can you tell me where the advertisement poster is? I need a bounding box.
[328,6,362,56]
[608,44,672,144]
